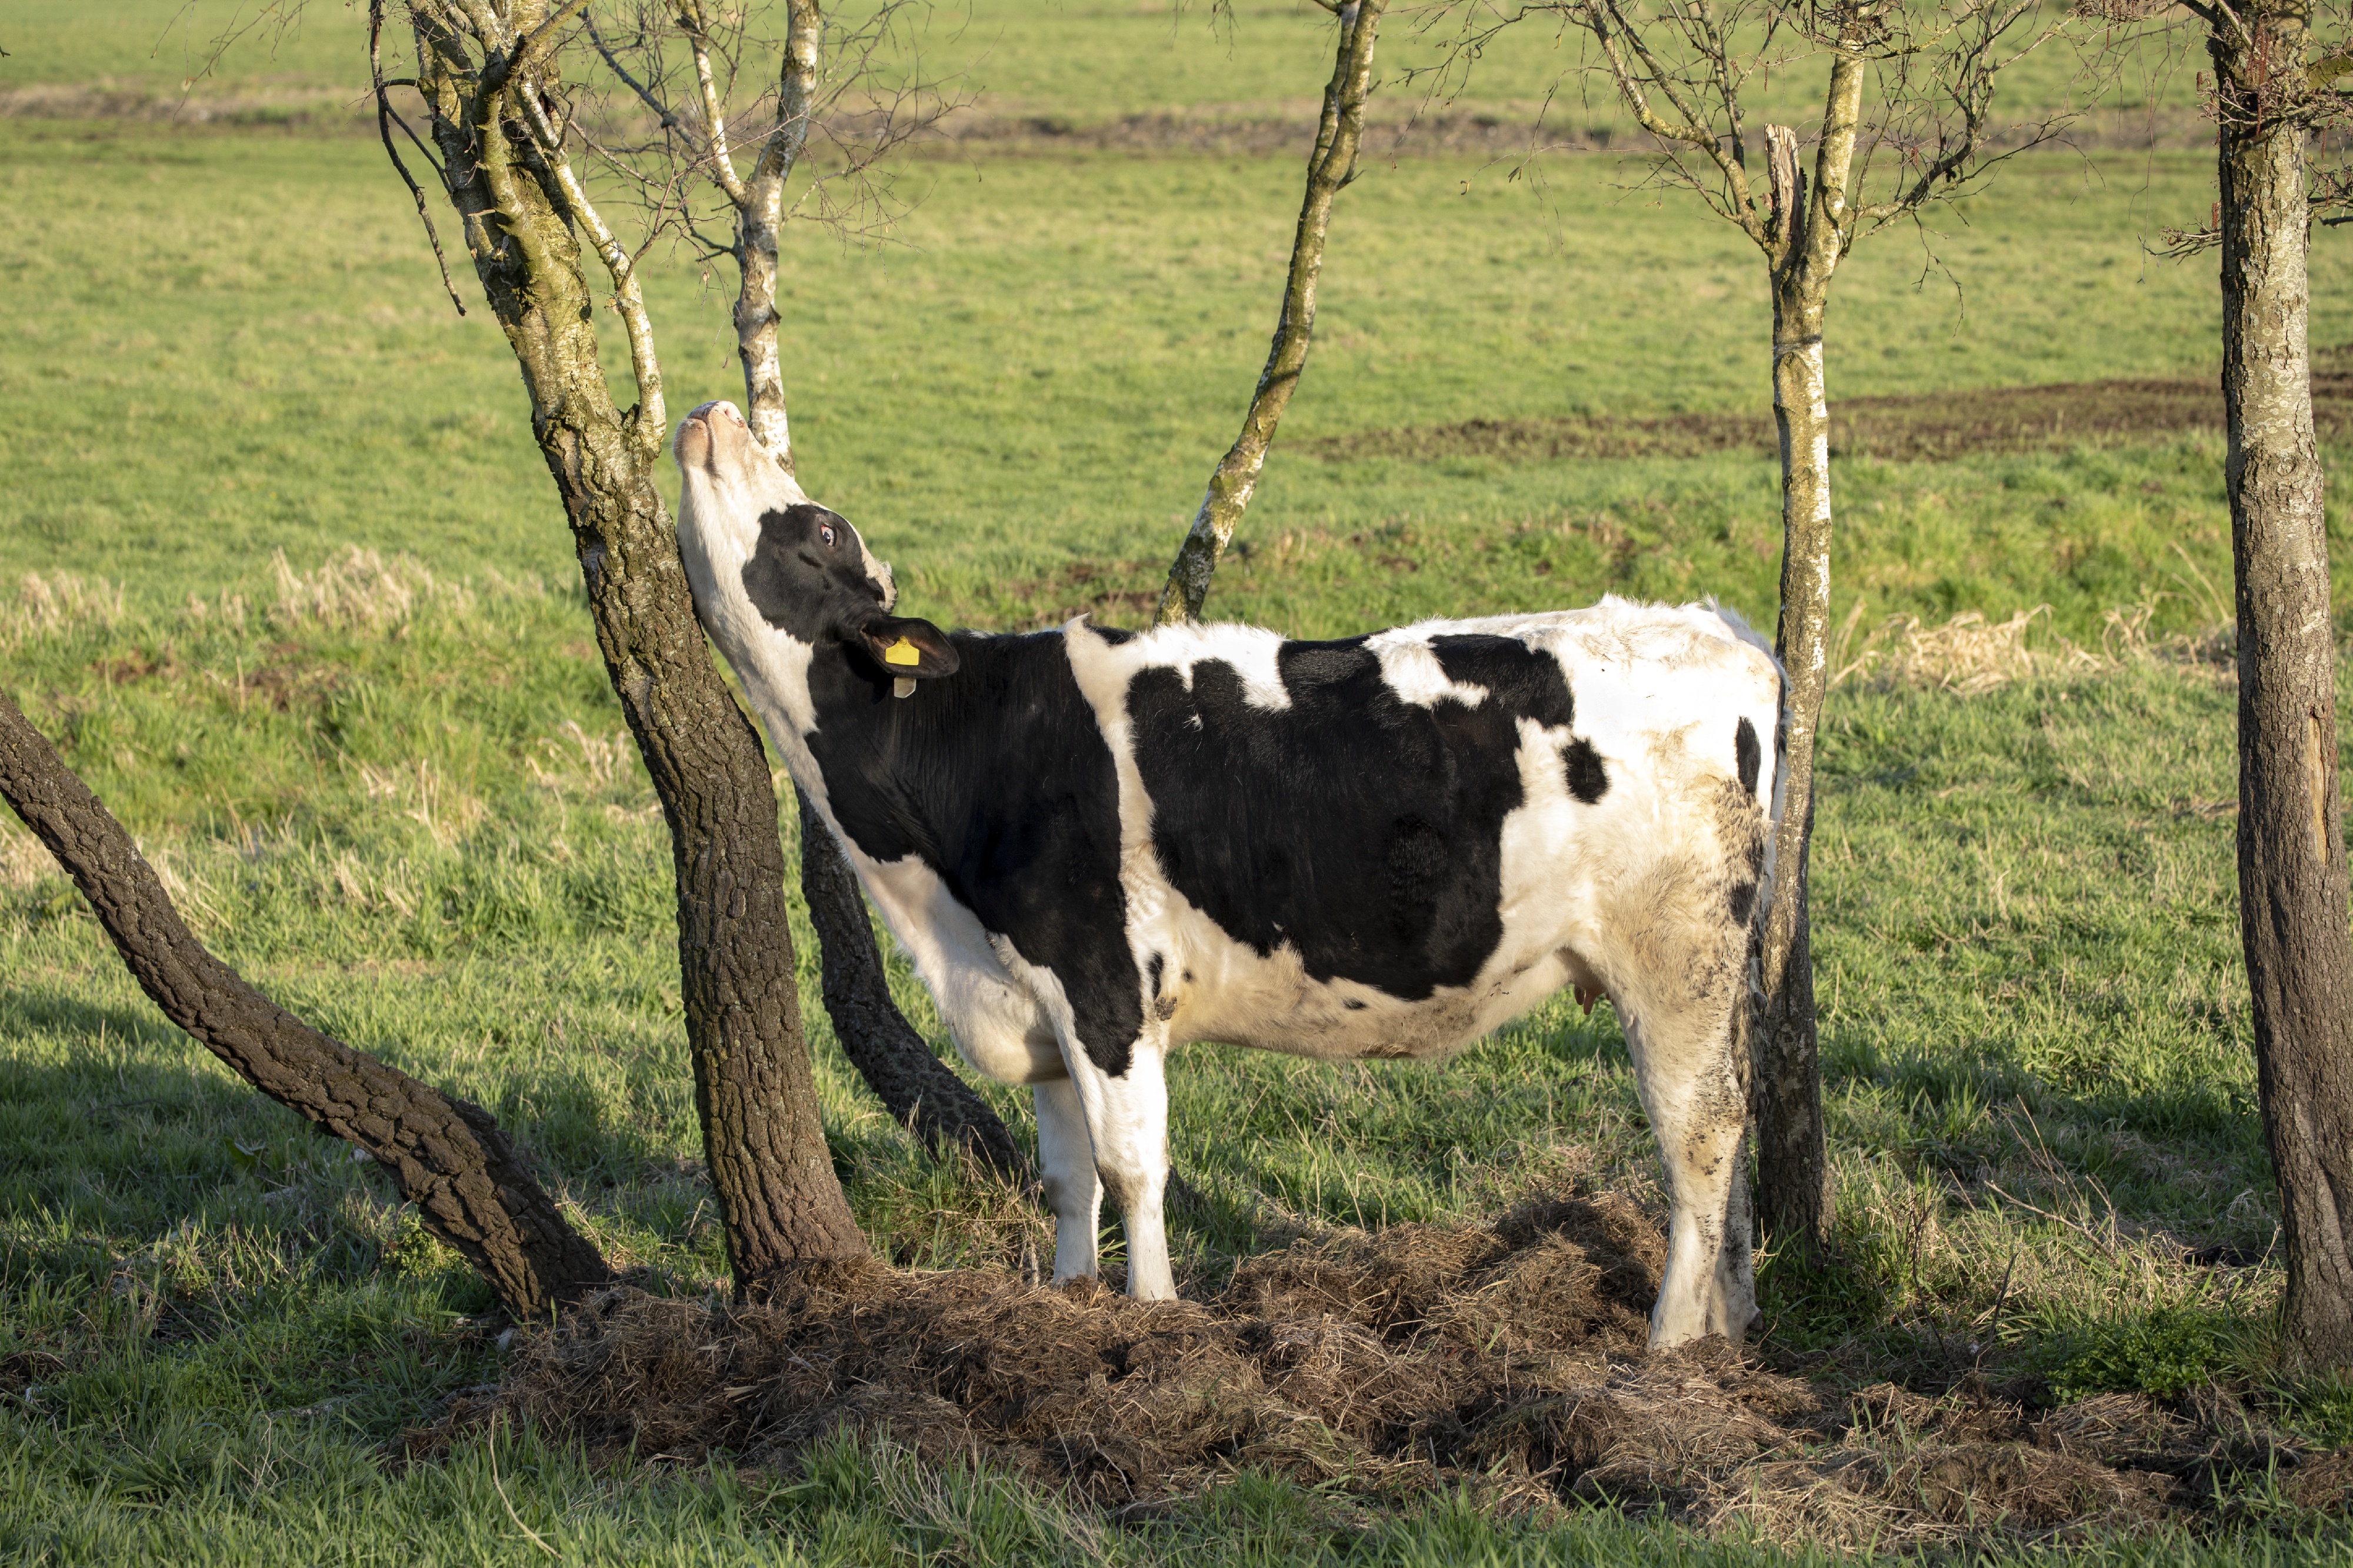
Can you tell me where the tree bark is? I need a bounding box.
[1752,66,1862,1259]
[796,788,1028,1176]
[2214,2,2353,1366]
[407,4,865,1290]
[0,689,610,1320]
[1156,0,1383,625]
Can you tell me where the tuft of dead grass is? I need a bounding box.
[1,571,127,652]
[417,1190,2325,1548]
[1827,599,2241,697]
[1832,605,2105,695]
[269,546,464,633]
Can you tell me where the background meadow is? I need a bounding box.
[2,0,2350,1561]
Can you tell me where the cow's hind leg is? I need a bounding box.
[1619,979,1754,1349]
[1035,1077,1103,1284]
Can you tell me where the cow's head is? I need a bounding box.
[673,400,958,686]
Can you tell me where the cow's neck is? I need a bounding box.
[794,627,1125,913]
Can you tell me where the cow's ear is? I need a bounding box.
[858,615,959,680]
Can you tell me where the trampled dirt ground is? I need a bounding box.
[420,1187,2338,1551]
[1305,364,2353,468]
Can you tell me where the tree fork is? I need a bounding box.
[2212,0,2353,1366]
[0,689,611,1320]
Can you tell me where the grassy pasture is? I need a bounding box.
[4,2,2353,1560]
[0,0,2202,130]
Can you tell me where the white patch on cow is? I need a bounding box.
[1364,628,1488,709]
[1097,618,1292,711]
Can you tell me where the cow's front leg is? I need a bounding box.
[1059,1036,1175,1300]
[1035,1076,1102,1283]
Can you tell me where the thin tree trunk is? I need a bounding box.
[0,690,610,1320]
[1753,62,1861,1257]
[408,4,865,1290]
[2214,4,2353,1366]
[725,0,821,463]
[1755,288,1835,1256]
[1156,0,1383,625]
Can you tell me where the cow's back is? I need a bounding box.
[1064,600,1782,1062]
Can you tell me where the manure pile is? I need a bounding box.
[431,1190,2335,1548]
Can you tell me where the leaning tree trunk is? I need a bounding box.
[1156,0,1383,625]
[0,690,610,1320]
[796,788,1027,1175]
[1752,71,1861,1260]
[2214,5,2353,1366]
[408,9,865,1290]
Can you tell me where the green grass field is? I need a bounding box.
[5,1,2353,1562]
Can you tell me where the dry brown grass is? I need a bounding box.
[419,1188,2326,1549]
[1831,605,2106,695]
[1827,598,2239,696]
[1,571,126,653]
[268,546,469,634]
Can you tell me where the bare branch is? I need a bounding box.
[679,0,752,205]
[585,9,688,137]
[1577,0,1769,248]
[730,0,827,461]
[372,0,465,316]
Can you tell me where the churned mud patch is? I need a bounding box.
[414,1187,2336,1547]
[1307,365,2353,467]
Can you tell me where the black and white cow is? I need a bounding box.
[674,400,1784,1347]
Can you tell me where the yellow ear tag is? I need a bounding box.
[884,638,921,667]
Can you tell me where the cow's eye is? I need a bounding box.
[819,523,837,547]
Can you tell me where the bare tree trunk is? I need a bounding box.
[405,2,865,1291]
[1156,0,1383,625]
[1755,285,1835,1257]
[694,0,820,464]
[2214,3,2353,1367]
[1752,66,1861,1259]
[0,690,609,1320]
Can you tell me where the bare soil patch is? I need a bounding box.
[1308,366,2353,467]
[419,1188,2331,1548]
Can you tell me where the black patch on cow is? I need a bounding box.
[741,505,888,642]
[1126,633,1578,1002]
[1735,716,1761,800]
[1727,880,1757,925]
[1565,739,1610,804]
[802,628,1144,1076]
